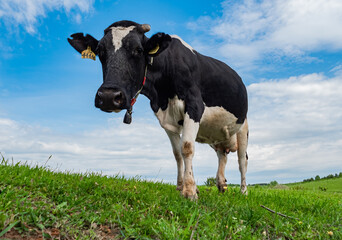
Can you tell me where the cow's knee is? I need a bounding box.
[182,141,194,159]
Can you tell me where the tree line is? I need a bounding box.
[303,172,342,182]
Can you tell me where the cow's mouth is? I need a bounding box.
[101,108,122,113]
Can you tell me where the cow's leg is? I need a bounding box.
[181,114,199,200]
[215,149,228,192]
[237,120,249,195]
[165,130,184,191]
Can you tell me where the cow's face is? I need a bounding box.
[68,20,171,113]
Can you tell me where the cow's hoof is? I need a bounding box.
[240,186,248,195]
[189,194,198,201]
[181,189,198,200]
[217,183,228,193]
[182,192,198,201]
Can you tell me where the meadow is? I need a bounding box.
[0,157,341,239]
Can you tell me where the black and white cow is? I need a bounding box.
[68,20,248,199]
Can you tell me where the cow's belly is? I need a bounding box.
[155,98,242,145]
[197,106,242,145]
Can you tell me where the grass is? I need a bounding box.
[0,158,341,239]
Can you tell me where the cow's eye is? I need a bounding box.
[134,47,143,56]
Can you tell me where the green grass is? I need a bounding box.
[0,158,341,239]
[288,178,342,193]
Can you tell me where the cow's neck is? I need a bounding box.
[141,53,175,113]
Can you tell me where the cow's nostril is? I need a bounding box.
[97,91,104,98]
[113,91,123,105]
[95,91,104,108]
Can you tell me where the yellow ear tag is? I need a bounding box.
[81,46,96,61]
[148,44,159,55]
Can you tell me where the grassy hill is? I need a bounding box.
[0,159,341,239]
[287,177,342,193]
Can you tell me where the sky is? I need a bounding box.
[0,0,341,185]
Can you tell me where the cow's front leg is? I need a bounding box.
[237,120,249,195]
[165,130,184,191]
[181,114,200,200]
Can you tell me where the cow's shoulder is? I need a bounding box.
[170,35,195,54]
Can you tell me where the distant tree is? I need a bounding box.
[269,180,278,186]
[315,175,320,181]
[327,174,334,179]
[204,177,216,187]
[303,177,314,182]
[335,173,338,178]
[339,172,342,177]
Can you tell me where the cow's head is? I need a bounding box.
[68,20,171,121]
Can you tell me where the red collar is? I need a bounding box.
[123,57,153,124]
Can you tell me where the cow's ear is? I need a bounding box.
[144,32,172,56]
[67,33,99,55]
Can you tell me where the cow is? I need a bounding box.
[68,20,248,199]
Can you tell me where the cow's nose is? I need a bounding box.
[95,89,125,111]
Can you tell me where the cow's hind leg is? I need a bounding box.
[237,120,249,195]
[212,134,237,193]
[214,148,228,192]
[165,130,184,191]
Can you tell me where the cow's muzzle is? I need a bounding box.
[95,88,127,112]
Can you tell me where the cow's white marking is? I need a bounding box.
[182,113,199,147]
[155,96,185,134]
[111,26,136,52]
[171,35,195,54]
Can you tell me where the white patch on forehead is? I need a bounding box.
[111,26,136,52]
[170,35,195,54]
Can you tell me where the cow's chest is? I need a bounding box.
[155,97,242,145]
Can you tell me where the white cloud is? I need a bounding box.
[247,71,342,182]
[249,73,342,141]
[0,0,94,34]
[188,0,342,68]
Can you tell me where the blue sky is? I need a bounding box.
[1,0,341,185]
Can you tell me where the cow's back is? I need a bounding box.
[197,53,248,124]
